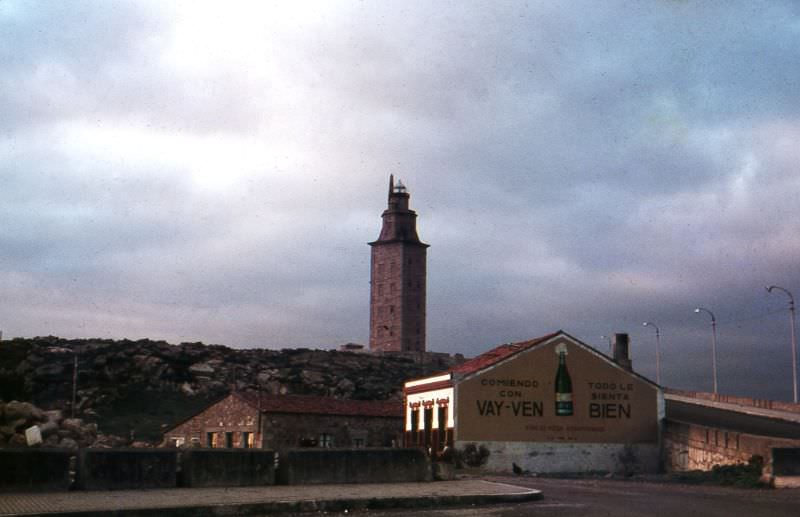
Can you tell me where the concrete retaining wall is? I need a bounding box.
[0,449,74,492]
[455,440,661,474]
[277,448,431,485]
[180,449,276,487]
[78,449,177,490]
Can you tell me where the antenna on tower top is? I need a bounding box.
[388,174,394,200]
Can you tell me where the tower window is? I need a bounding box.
[378,284,384,295]
[389,306,394,313]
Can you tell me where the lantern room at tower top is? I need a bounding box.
[403,330,665,474]
[368,175,429,353]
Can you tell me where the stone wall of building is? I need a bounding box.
[164,393,403,452]
[663,419,800,473]
[369,243,427,353]
[262,412,402,452]
[165,394,261,448]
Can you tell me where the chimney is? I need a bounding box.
[612,333,632,371]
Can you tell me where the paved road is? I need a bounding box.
[666,399,800,439]
[334,477,800,517]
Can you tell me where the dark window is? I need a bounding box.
[319,433,332,448]
[225,432,233,448]
[242,432,252,449]
[423,407,433,449]
[438,406,448,449]
[206,432,216,448]
[353,438,365,448]
[410,408,419,436]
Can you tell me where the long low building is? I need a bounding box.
[163,392,403,451]
[403,330,664,473]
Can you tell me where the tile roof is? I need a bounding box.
[449,331,561,376]
[235,392,402,418]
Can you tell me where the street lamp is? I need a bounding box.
[643,322,661,385]
[766,285,798,403]
[600,335,612,354]
[47,347,78,418]
[694,307,718,394]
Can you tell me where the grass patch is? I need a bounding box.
[668,456,767,488]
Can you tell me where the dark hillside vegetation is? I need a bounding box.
[0,336,460,442]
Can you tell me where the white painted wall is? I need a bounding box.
[455,440,661,474]
[405,387,454,430]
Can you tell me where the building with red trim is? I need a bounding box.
[162,392,403,451]
[403,331,664,473]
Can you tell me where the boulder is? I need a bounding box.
[44,409,64,424]
[59,437,78,449]
[8,433,28,447]
[61,418,84,435]
[189,362,215,375]
[180,382,195,396]
[39,420,59,438]
[4,401,43,424]
[34,363,65,378]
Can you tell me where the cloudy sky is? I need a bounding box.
[2,1,799,400]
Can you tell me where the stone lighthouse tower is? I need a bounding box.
[369,175,429,352]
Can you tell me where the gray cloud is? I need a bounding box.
[1,1,799,400]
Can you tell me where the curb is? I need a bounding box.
[8,488,543,517]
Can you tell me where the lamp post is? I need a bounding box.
[47,347,78,418]
[643,322,661,385]
[766,285,797,403]
[600,335,612,354]
[694,307,718,394]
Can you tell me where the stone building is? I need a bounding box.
[403,331,665,473]
[369,175,429,353]
[162,392,402,451]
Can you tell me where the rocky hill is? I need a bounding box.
[0,337,462,443]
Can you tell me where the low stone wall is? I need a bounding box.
[0,449,74,492]
[456,440,661,474]
[78,449,177,490]
[180,449,276,487]
[663,420,800,472]
[277,448,431,485]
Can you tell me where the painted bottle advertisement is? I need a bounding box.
[554,343,574,416]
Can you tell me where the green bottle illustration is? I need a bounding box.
[554,343,573,416]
